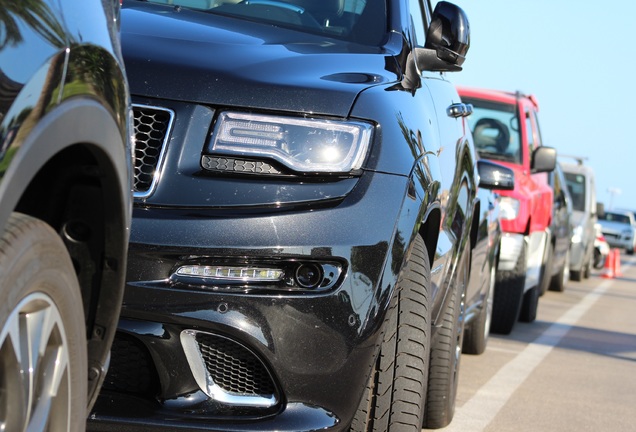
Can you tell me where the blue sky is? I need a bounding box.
[446,0,636,211]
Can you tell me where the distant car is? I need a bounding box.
[561,160,598,280]
[463,159,514,355]
[0,0,133,430]
[597,210,636,255]
[458,87,556,334]
[543,162,573,293]
[89,1,477,431]
[594,223,610,269]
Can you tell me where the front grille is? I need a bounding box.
[132,104,173,197]
[196,333,276,397]
[103,333,159,396]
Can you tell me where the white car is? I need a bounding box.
[597,210,636,255]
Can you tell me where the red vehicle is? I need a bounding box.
[458,87,556,334]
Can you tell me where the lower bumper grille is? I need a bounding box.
[181,330,279,408]
[103,333,159,396]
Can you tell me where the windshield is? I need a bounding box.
[464,98,522,164]
[564,172,586,212]
[143,0,387,45]
[601,212,631,224]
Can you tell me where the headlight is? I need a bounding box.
[571,225,583,243]
[208,112,373,173]
[622,229,633,239]
[499,197,520,220]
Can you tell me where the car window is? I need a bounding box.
[564,172,586,212]
[143,0,387,45]
[463,98,522,164]
[602,212,630,224]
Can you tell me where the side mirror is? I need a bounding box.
[477,159,515,191]
[531,146,556,173]
[415,2,470,72]
[596,202,605,219]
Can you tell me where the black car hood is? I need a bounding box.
[121,2,400,117]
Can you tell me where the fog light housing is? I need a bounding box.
[295,264,323,289]
[171,260,343,294]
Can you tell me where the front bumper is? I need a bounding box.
[88,171,416,431]
[602,232,635,251]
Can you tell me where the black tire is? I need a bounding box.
[0,213,87,432]
[627,248,634,256]
[423,242,469,429]
[519,284,539,323]
[570,269,582,282]
[583,256,591,278]
[538,243,554,296]
[490,242,526,335]
[463,255,495,355]
[350,235,430,432]
[549,248,569,292]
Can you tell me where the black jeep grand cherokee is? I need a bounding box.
[90,1,476,431]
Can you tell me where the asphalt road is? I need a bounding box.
[431,252,636,432]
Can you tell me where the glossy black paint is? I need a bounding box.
[89,1,477,430]
[0,0,132,409]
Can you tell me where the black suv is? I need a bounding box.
[0,0,133,429]
[90,1,475,430]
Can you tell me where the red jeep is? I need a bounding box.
[459,87,556,334]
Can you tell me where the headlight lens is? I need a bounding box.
[499,197,520,220]
[571,225,583,243]
[209,112,373,173]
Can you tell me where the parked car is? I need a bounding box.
[544,161,573,293]
[597,210,636,255]
[561,159,598,279]
[594,222,610,269]
[89,1,476,431]
[0,0,133,430]
[463,159,514,355]
[458,87,556,334]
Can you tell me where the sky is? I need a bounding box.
[444,0,636,211]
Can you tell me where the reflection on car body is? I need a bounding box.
[89,1,478,431]
[0,0,133,430]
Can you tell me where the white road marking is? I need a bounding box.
[439,261,632,432]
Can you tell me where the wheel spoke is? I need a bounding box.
[1,293,71,432]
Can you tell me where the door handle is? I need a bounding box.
[447,103,473,118]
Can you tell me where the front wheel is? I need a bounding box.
[424,241,469,429]
[491,242,526,335]
[350,235,431,432]
[549,248,569,292]
[463,254,495,355]
[0,213,87,432]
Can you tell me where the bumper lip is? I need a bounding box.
[88,395,340,432]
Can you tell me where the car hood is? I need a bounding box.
[121,2,400,117]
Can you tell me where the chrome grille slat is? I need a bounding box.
[132,104,174,198]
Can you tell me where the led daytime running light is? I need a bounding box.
[176,265,283,281]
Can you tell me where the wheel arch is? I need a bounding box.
[0,97,132,405]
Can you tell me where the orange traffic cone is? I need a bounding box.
[601,248,615,279]
[613,249,622,277]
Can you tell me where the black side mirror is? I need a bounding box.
[596,202,605,219]
[477,159,515,191]
[416,2,470,72]
[531,146,556,173]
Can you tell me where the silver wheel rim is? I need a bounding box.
[0,292,71,431]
